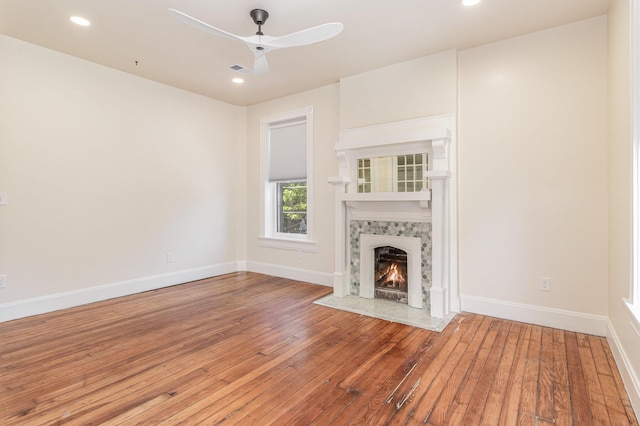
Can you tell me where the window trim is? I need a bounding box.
[259,106,317,252]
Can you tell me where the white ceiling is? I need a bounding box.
[0,0,610,106]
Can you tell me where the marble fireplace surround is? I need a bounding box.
[353,222,430,311]
[326,114,458,323]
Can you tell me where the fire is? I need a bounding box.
[382,262,405,287]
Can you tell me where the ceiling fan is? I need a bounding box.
[168,8,344,76]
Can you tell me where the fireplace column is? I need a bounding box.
[328,175,350,297]
[429,174,449,318]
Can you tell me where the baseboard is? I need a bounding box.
[245,261,333,287]
[0,262,242,323]
[606,320,640,419]
[461,295,608,336]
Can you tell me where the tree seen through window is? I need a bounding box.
[277,181,307,234]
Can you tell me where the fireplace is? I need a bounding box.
[374,246,409,303]
[359,233,423,309]
[328,114,457,320]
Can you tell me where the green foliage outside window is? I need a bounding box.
[277,181,307,234]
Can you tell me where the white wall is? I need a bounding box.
[340,50,457,129]
[607,0,640,412]
[0,36,245,319]
[457,17,609,331]
[244,84,340,284]
[241,51,458,285]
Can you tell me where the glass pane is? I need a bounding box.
[277,181,307,234]
[356,153,428,193]
[407,182,414,192]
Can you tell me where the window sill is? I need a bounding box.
[624,298,640,338]
[258,236,318,252]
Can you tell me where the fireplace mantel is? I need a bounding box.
[335,118,450,152]
[328,114,458,320]
[341,191,431,202]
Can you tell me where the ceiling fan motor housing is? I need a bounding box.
[250,9,269,26]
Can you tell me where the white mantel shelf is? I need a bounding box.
[336,117,451,151]
[340,191,431,203]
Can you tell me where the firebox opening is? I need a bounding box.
[374,246,408,304]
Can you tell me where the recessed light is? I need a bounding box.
[462,0,481,6]
[70,16,91,26]
[232,77,244,84]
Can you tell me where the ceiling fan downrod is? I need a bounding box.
[250,9,269,36]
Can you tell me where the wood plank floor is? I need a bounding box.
[0,272,637,425]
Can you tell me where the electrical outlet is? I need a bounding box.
[0,275,6,289]
[167,252,174,263]
[540,277,551,292]
[0,192,7,206]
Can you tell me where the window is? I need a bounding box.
[259,107,316,251]
[357,153,429,193]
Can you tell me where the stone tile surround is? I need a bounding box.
[349,220,432,311]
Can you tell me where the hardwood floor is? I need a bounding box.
[0,272,637,425]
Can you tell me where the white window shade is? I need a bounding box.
[268,121,307,181]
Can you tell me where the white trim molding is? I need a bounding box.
[1,262,334,323]
[245,261,333,287]
[606,319,640,418]
[631,0,640,334]
[461,294,608,336]
[257,236,318,252]
[0,262,241,323]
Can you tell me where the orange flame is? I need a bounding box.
[384,263,405,286]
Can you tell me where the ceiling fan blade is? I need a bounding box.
[169,8,341,77]
[253,53,269,76]
[168,8,242,42]
[267,22,344,48]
